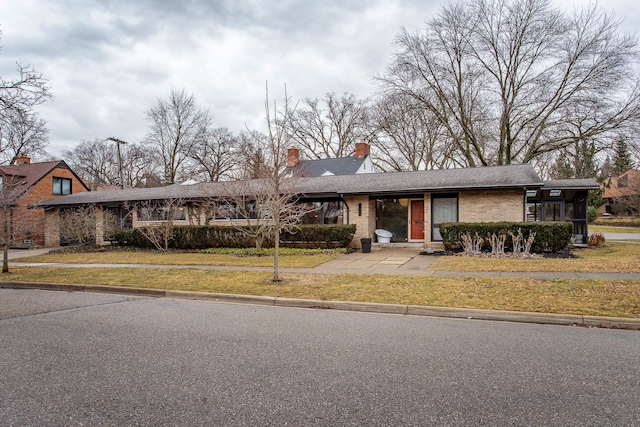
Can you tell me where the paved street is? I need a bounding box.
[1,289,639,426]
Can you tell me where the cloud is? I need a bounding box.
[1,0,638,158]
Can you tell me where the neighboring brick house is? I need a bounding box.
[601,169,640,216]
[0,155,90,247]
[38,161,597,249]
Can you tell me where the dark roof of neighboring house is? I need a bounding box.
[37,164,563,208]
[287,156,371,177]
[0,160,89,197]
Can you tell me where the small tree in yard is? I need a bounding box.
[224,83,318,281]
[135,196,185,251]
[0,176,34,272]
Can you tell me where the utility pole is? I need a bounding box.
[106,137,127,190]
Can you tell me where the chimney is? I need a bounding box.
[354,141,370,159]
[287,147,300,167]
[16,153,31,165]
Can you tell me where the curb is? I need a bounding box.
[2,281,640,331]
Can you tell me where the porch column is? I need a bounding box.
[343,195,375,247]
[44,209,60,247]
[95,206,105,246]
[424,193,432,246]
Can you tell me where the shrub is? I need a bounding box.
[111,224,356,250]
[588,232,606,248]
[439,222,573,253]
[588,206,598,223]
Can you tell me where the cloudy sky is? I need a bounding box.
[1,0,638,159]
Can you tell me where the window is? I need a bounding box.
[378,198,409,242]
[431,194,458,241]
[53,177,72,195]
[137,203,186,221]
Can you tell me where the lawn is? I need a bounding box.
[590,225,640,234]
[2,266,639,318]
[431,242,640,273]
[17,247,346,268]
[5,242,639,319]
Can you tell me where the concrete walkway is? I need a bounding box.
[7,245,640,279]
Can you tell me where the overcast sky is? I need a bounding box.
[1,0,638,159]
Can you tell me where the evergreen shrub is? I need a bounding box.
[439,222,573,253]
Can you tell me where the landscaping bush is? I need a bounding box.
[439,222,573,253]
[592,219,640,227]
[588,232,606,248]
[111,224,356,250]
[281,224,356,248]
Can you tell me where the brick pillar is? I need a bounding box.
[44,209,60,247]
[95,206,105,246]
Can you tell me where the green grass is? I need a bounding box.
[2,266,639,318]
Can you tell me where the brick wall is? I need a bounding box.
[44,209,60,247]
[458,190,524,223]
[344,195,375,247]
[19,167,89,247]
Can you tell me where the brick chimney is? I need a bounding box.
[354,141,370,159]
[16,153,31,165]
[287,147,300,167]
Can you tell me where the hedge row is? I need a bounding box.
[439,222,574,253]
[111,224,357,250]
[593,219,640,227]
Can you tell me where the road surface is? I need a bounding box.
[1,288,639,426]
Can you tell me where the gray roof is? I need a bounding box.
[38,164,569,208]
[542,179,599,190]
[287,156,369,177]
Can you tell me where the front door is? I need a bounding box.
[410,200,424,240]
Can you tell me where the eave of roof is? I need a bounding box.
[37,164,546,208]
[542,179,600,190]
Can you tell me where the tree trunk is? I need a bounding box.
[273,229,280,282]
[3,244,9,273]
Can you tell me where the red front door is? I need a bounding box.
[410,200,425,240]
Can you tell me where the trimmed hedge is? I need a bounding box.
[111,224,356,250]
[439,222,574,253]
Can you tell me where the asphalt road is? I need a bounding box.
[1,289,639,426]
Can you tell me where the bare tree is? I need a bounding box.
[235,130,272,179]
[187,127,238,182]
[372,93,456,171]
[223,84,318,281]
[0,32,51,119]
[58,205,119,246]
[378,0,640,168]
[65,139,160,189]
[144,88,212,184]
[286,92,374,159]
[0,108,49,164]
[0,175,39,272]
[0,31,51,163]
